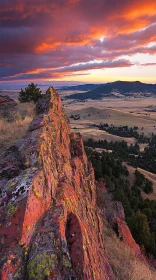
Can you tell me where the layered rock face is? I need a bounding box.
[0,88,115,280]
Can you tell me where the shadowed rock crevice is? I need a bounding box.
[66,213,84,279]
[0,146,25,179]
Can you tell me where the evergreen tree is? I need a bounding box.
[129,211,151,249]
[18,83,42,103]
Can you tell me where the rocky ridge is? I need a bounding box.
[0,87,116,280]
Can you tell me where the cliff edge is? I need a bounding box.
[0,87,115,280]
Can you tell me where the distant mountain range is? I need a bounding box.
[60,84,98,92]
[64,81,156,100]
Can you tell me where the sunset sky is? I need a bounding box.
[0,0,156,83]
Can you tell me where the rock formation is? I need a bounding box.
[0,87,115,280]
[0,95,17,121]
[97,179,141,256]
[114,217,140,255]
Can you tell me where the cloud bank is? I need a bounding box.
[0,0,156,81]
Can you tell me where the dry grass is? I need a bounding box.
[123,163,156,200]
[104,220,156,280]
[17,102,35,120]
[71,127,136,145]
[0,102,35,151]
[63,97,156,136]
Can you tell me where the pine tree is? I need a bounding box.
[18,83,42,103]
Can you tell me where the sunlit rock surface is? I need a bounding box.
[115,217,141,255]
[0,87,115,280]
[97,180,141,256]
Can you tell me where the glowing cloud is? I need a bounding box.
[0,0,156,82]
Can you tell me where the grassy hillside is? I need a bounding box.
[104,220,156,280]
[66,81,156,100]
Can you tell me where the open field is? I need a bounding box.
[63,97,156,141]
[1,88,156,137]
[71,127,136,145]
[1,88,156,146]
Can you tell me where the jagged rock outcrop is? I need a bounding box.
[96,179,141,256]
[114,217,140,255]
[0,87,115,280]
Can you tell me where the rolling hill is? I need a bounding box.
[65,81,156,100]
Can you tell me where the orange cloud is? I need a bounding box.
[0,0,156,81]
[36,42,61,52]
[126,2,156,18]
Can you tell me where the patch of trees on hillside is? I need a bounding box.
[85,145,156,257]
[85,135,156,174]
[93,123,150,143]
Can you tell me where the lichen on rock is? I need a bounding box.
[0,87,115,280]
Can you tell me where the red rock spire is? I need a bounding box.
[0,88,115,279]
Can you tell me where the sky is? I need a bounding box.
[0,0,156,84]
